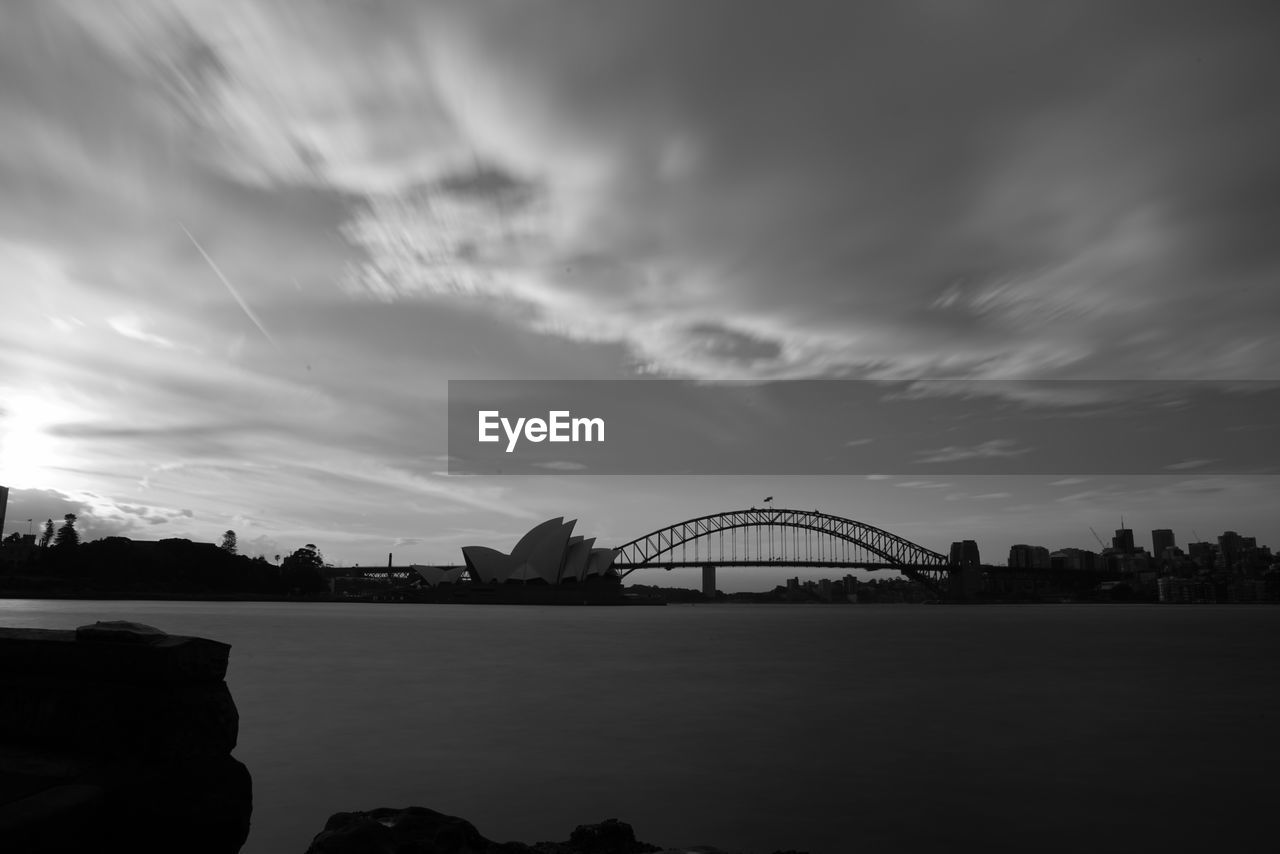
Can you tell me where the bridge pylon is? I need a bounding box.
[702,564,716,599]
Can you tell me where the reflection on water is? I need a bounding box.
[3,600,1277,854]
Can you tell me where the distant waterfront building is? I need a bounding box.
[1050,547,1098,572]
[412,565,468,586]
[1112,528,1135,554]
[1008,544,1050,569]
[1218,531,1243,572]
[1151,529,1176,559]
[948,540,980,567]
[1187,541,1216,570]
[461,518,617,584]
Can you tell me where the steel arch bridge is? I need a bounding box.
[611,508,954,595]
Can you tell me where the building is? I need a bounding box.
[412,565,468,586]
[461,517,617,585]
[1112,528,1135,554]
[949,540,980,567]
[1151,529,1176,559]
[1050,548,1098,572]
[1008,544,1050,569]
[1187,541,1216,570]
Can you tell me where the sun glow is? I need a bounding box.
[0,396,71,490]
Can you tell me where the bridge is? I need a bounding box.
[611,508,971,599]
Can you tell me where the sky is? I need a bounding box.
[2,0,1278,589]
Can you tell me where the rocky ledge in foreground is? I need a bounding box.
[304,808,807,854]
[0,622,252,854]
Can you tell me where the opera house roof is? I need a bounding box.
[462,518,618,585]
[410,565,468,587]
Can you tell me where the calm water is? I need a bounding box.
[3,600,1277,853]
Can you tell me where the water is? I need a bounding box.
[3,600,1277,853]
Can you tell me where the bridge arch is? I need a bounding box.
[611,508,952,594]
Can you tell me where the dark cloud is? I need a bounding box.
[687,323,782,364]
[428,0,1280,378]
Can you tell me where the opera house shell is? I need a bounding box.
[462,518,618,585]
[410,565,467,587]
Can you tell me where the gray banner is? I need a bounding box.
[447,379,1280,475]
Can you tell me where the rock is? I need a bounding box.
[0,626,232,684]
[567,819,660,853]
[75,620,168,644]
[0,625,252,853]
[303,809,781,854]
[306,806,494,854]
[304,813,396,854]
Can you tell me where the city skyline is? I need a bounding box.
[3,2,1280,583]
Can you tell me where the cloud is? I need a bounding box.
[915,439,1032,464]
[3,487,149,541]
[326,2,1280,382]
[1165,459,1215,471]
[531,461,588,472]
[4,2,1280,567]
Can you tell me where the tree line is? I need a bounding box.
[1,517,329,596]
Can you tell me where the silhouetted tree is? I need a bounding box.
[53,514,79,549]
[2,532,21,546]
[39,519,54,549]
[281,543,326,594]
[220,529,238,555]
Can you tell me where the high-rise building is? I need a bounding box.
[949,540,980,567]
[0,484,8,539]
[1188,541,1216,570]
[1152,529,1176,559]
[1008,544,1050,569]
[1113,528,1135,554]
[1051,547,1098,571]
[1218,531,1243,571]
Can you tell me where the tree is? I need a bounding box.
[39,519,54,549]
[53,514,79,549]
[220,530,238,555]
[281,543,326,594]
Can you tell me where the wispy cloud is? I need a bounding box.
[3,2,1280,566]
[1165,459,1215,471]
[915,439,1031,464]
[531,461,588,472]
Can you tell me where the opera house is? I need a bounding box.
[461,517,618,585]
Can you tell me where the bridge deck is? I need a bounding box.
[613,561,944,570]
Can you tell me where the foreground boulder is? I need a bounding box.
[0,623,252,853]
[304,807,802,854]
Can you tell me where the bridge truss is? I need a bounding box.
[612,508,953,594]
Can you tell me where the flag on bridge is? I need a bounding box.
[763,496,773,503]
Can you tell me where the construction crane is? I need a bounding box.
[1089,527,1107,549]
